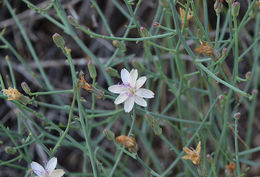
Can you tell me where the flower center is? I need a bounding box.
[121,83,135,96]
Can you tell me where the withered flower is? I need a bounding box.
[226,162,236,172]
[179,7,193,27]
[116,135,136,151]
[3,87,22,101]
[79,75,93,92]
[182,141,201,166]
[195,41,214,56]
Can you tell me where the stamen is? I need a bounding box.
[126,92,133,97]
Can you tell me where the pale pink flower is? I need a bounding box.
[31,157,64,177]
[108,68,154,112]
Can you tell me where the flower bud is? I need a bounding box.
[21,82,31,95]
[4,146,17,155]
[153,22,160,28]
[232,2,240,17]
[67,15,78,26]
[222,47,228,57]
[112,40,126,52]
[218,95,225,108]
[250,89,258,100]
[140,27,149,37]
[103,129,115,141]
[112,40,120,47]
[106,67,120,78]
[87,60,97,80]
[233,112,241,119]
[207,154,213,163]
[52,33,65,48]
[214,0,223,13]
[245,71,252,81]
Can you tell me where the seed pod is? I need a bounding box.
[116,135,136,149]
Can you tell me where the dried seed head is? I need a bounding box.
[182,141,201,166]
[116,135,136,149]
[195,41,214,56]
[79,75,93,92]
[226,162,236,172]
[179,7,193,27]
[2,87,22,101]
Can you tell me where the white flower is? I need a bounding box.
[108,68,154,112]
[31,157,65,177]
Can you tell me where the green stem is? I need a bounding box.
[30,89,73,96]
[52,82,79,154]
[234,117,240,175]
[108,108,136,177]
[215,13,221,47]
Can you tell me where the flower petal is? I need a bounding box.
[108,85,126,94]
[46,157,57,174]
[129,69,138,87]
[134,96,147,107]
[136,76,146,89]
[31,162,46,177]
[121,68,130,84]
[50,169,65,177]
[183,147,193,154]
[135,88,154,98]
[114,93,128,105]
[182,155,192,160]
[124,97,135,112]
[196,141,201,155]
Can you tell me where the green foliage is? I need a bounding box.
[0,0,259,177]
